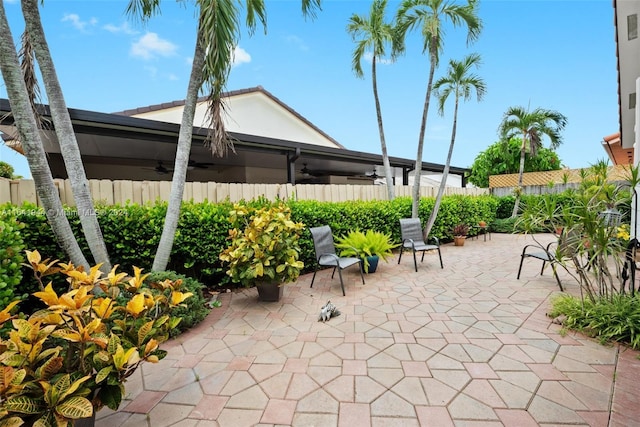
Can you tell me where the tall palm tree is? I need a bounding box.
[126,0,321,272]
[499,106,568,217]
[396,0,481,218]
[0,1,89,270]
[21,0,112,271]
[423,53,485,237]
[347,0,396,200]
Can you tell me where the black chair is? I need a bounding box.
[309,226,365,296]
[398,218,443,272]
[517,229,581,292]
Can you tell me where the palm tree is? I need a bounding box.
[126,0,321,272]
[0,1,90,270]
[396,0,481,218]
[347,0,396,200]
[499,106,568,217]
[423,53,485,237]
[21,0,112,271]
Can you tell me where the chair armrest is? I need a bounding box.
[317,253,341,265]
[403,238,417,250]
[521,243,553,258]
[428,236,440,246]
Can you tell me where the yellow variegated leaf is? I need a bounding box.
[146,355,159,363]
[0,416,24,427]
[125,294,146,317]
[137,321,154,346]
[25,250,41,266]
[144,339,159,356]
[92,297,114,319]
[55,396,93,420]
[51,329,82,342]
[32,283,59,307]
[170,291,193,307]
[0,300,20,324]
[95,366,113,384]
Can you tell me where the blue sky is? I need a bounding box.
[0,0,619,179]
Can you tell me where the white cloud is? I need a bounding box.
[284,34,308,51]
[103,22,138,35]
[168,74,179,81]
[231,46,251,68]
[363,52,393,65]
[130,32,178,60]
[61,13,97,32]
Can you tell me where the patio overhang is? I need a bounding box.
[0,99,469,186]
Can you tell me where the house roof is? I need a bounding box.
[602,131,633,165]
[113,86,346,149]
[0,98,470,183]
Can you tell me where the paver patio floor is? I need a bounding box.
[96,233,640,426]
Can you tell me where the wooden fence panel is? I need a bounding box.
[4,178,490,206]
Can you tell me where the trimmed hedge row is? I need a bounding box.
[2,194,498,295]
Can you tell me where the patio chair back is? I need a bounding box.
[309,225,365,295]
[310,226,337,264]
[400,218,424,243]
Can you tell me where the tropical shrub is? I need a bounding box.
[0,161,15,179]
[220,202,305,287]
[0,251,192,426]
[144,270,209,337]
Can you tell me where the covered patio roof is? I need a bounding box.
[0,99,469,185]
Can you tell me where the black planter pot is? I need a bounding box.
[256,281,283,302]
[361,255,380,273]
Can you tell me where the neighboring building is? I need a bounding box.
[614,0,640,154]
[0,86,470,186]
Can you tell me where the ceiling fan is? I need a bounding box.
[188,159,215,170]
[143,161,173,175]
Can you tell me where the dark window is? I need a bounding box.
[629,14,638,40]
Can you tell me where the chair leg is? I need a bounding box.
[398,247,404,264]
[336,267,346,296]
[331,267,337,279]
[412,249,418,272]
[540,261,547,276]
[437,248,443,268]
[551,264,564,292]
[358,261,365,285]
[421,250,426,262]
[310,266,319,288]
[517,256,525,280]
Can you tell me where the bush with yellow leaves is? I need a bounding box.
[0,250,192,426]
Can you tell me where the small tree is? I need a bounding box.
[468,138,562,188]
[517,160,633,301]
[0,161,15,179]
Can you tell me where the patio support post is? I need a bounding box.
[287,147,300,185]
[633,78,640,239]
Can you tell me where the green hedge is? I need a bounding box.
[0,213,26,308]
[3,194,501,296]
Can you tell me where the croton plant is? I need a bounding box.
[0,250,192,426]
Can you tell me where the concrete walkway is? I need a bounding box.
[96,233,640,426]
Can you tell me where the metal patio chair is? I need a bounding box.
[517,228,582,292]
[398,218,443,272]
[309,225,365,296]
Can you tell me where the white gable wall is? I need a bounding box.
[130,91,340,148]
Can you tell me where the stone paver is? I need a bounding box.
[96,233,640,426]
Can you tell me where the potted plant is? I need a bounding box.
[219,202,305,302]
[452,224,469,246]
[335,230,398,273]
[0,250,192,426]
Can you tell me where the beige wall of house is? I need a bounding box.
[129,91,341,149]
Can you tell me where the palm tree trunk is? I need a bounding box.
[152,26,205,272]
[371,56,394,200]
[425,96,459,237]
[512,137,527,217]
[411,49,437,218]
[0,1,89,270]
[21,0,111,271]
